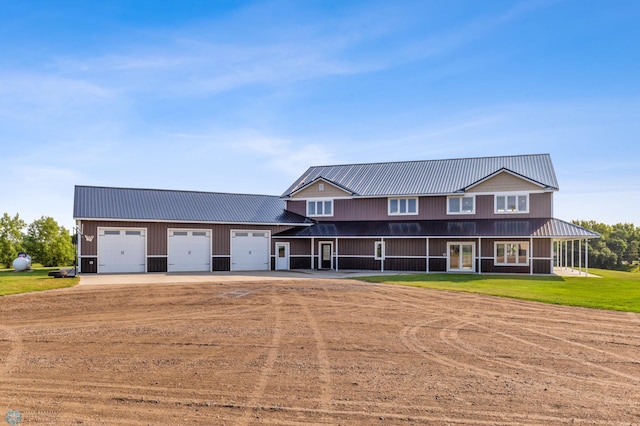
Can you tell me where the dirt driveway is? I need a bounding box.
[1,277,639,425]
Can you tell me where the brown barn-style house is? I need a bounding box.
[73,154,599,275]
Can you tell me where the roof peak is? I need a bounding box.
[307,153,551,169]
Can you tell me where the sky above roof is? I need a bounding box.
[2,0,639,230]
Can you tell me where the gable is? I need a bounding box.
[466,171,544,193]
[289,180,352,199]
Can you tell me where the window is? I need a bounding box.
[374,241,385,260]
[447,196,475,214]
[495,194,529,213]
[307,200,333,217]
[495,242,529,266]
[388,197,418,215]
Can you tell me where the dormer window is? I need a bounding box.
[307,199,333,217]
[388,197,418,215]
[495,194,529,213]
[447,195,475,215]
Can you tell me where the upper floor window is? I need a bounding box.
[495,194,529,213]
[447,195,475,215]
[307,199,333,217]
[388,197,418,215]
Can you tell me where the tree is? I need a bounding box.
[23,216,75,267]
[0,213,26,268]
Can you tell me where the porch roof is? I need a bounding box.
[273,218,600,239]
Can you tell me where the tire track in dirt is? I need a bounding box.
[0,325,23,377]
[237,294,283,425]
[440,320,640,397]
[294,293,332,417]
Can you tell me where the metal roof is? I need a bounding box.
[281,154,559,198]
[274,218,600,239]
[74,186,310,224]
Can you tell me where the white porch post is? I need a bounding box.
[585,239,589,276]
[478,238,482,274]
[579,239,583,275]
[530,237,534,275]
[335,238,339,271]
[571,240,575,272]
[426,237,430,273]
[564,241,568,270]
[311,237,315,270]
[381,237,385,272]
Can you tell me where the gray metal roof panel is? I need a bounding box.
[282,154,559,197]
[274,219,600,238]
[74,186,309,224]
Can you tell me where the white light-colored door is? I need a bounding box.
[231,231,270,271]
[98,229,146,273]
[168,230,211,272]
[275,242,290,270]
[447,242,475,272]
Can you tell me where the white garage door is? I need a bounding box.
[98,228,146,273]
[168,230,211,272]
[231,231,270,271]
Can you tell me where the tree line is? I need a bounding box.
[572,220,640,270]
[0,213,75,269]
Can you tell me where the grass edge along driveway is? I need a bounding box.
[357,268,640,313]
[0,269,79,296]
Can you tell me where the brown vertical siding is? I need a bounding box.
[337,239,376,256]
[286,200,307,217]
[386,239,425,256]
[288,191,552,221]
[80,220,297,257]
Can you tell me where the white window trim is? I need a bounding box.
[374,241,385,260]
[307,199,334,217]
[494,241,530,266]
[494,193,530,214]
[388,197,419,216]
[447,195,476,215]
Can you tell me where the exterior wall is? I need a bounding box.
[272,236,553,275]
[78,220,297,273]
[286,192,553,221]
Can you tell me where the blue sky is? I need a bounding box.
[1,0,639,231]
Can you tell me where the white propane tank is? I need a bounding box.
[13,252,32,272]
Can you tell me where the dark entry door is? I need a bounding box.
[320,243,332,269]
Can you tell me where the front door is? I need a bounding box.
[319,242,333,269]
[447,242,475,272]
[275,242,290,270]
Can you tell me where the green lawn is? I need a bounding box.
[357,269,640,313]
[0,268,79,296]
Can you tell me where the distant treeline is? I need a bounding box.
[0,213,75,268]
[573,220,640,270]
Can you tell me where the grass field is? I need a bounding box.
[358,268,640,313]
[0,268,79,296]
